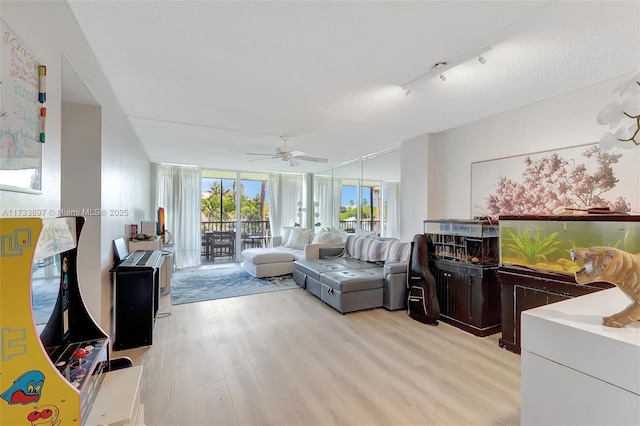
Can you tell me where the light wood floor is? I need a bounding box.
[115,288,521,426]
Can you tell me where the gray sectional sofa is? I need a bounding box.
[293,235,411,313]
[242,227,344,278]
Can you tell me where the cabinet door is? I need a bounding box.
[448,271,471,323]
[514,286,570,349]
[431,265,449,315]
[469,271,501,329]
[500,282,516,347]
[431,265,471,323]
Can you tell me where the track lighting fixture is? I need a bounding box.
[400,44,492,93]
[434,61,448,71]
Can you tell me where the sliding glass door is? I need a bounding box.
[200,170,269,263]
[239,172,270,251]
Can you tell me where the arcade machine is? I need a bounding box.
[0,217,143,426]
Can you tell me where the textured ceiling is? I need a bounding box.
[65,1,640,174]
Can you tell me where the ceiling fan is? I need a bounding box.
[245,136,329,167]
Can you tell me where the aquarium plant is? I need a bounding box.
[504,228,561,265]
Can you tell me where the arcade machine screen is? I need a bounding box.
[32,253,62,333]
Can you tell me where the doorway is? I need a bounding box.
[200,170,269,264]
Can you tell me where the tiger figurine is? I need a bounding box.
[570,247,640,328]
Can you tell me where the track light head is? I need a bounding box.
[400,45,491,89]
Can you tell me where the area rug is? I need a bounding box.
[171,264,299,305]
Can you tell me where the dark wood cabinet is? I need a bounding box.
[425,219,502,337]
[497,266,612,353]
[431,260,502,336]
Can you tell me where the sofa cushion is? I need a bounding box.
[311,230,331,244]
[284,228,312,250]
[366,239,386,262]
[281,226,309,247]
[294,260,335,281]
[345,235,358,257]
[314,257,378,271]
[276,246,307,261]
[242,248,295,265]
[320,269,384,292]
[280,226,294,246]
[385,241,411,262]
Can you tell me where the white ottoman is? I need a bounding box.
[242,248,296,278]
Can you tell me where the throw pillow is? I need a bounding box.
[359,238,375,261]
[280,226,294,246]
[367,239,385,262]
[311,231,331,244]
[387,241,411,262]
[345,235,358,257]
[400,242,411,261]
[284,228,312,250]
[353,237,366,260]
[386,241,403,261]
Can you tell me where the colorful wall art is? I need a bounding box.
[471,144,640,217]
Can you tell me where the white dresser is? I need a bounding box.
[521,288,640,425]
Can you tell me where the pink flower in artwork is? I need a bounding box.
[485,147,630,215]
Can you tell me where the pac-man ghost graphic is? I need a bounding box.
[27,404,61,426]
[0,370,45,405]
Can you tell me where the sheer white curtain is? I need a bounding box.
[152,164,201,268]
[313,175,343,231]
[385,181,401,239]
[313,175,333,229]
[268,173,303,238]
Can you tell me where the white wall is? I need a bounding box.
[400,134,429,242]
[400,73,639,224]
[61,101,102,324]
[2,1,151,334]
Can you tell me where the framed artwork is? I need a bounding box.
[471,143,640,217]
[0,20,44,193]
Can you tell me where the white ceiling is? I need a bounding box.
[65,0,640,174]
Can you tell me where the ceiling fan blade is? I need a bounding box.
[245,152,275,156]
[249,156,279,162]
[289,158,300,167]
[289,150,307,157]
[296,156,328,163]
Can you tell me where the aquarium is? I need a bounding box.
[424,219,499,266]
[499,215,640,274]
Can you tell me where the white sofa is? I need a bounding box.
[242,227,344,278]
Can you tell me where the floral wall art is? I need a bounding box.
[471,144,640,217]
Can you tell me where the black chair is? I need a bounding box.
[201,233,211,258]
[211,231,235,260]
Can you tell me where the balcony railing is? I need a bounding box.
[203,219,383,235]
[338,220,382,234]
[201,220,271,258]
[201,220,270,235]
